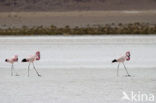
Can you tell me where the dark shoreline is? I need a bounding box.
[0,22,156,35]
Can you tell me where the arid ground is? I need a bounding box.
[0,10,156,28]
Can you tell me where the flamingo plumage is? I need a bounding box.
[112,51,131,77]
[22,51,41,77]
[5,55,18,76]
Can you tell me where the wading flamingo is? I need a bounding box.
[5,55,18,76]
[112,51,131,77]
[22,51,41,77]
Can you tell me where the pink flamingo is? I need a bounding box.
[22,51,41,77]
[5,55,18,76]
[112,51,131,77]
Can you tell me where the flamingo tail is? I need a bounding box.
[22,58,28,62]
[112,59,117,63]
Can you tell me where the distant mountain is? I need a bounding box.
[0,0,156,11]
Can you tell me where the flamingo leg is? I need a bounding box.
[117,63,120,76]
[11,64,13,76]
[12,64,14,76]
[122,63,131,76]
[28,62,30,77]
[32,62,41,76]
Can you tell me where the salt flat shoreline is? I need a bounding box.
[0,10,156,27]
[0,35,155,103]
[0,35,156,44]
[0,67,155,103]
[0,35,156,69]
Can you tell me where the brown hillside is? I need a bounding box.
[0,0,156,11]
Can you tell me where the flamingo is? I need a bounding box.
[112,51,131,77]
[22,51,41,77]
[5,55,18,76]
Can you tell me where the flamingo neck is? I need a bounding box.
[36,54,40,60]
[126,56,130,61]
